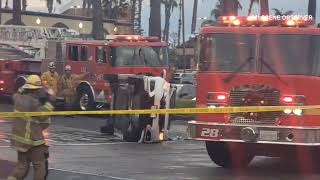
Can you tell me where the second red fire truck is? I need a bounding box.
[188,16,320,168]
[0,26,175,142]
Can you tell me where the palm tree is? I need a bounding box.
[0,0,2,24]
[22,0,27,10]
[83,0,93,16]
[272,8,293,16]
[222,0,242,16]
[248,0,258,15]
[211,1,223,20]
[5,0,8,8]
[149,0,161,38]
[12,0,22,25]
[248,0,269,16]
[162,0,178,41]
[308,0,316,20]
[137,0,143,33]
[211,0,241,20]
[130,0,136,25]
[92,0,104,39]
[45,0,61,14]
[83,0,93,9]
[260,0,269,15]
[191,0,198,34]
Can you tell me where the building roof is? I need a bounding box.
[176,37,195,49]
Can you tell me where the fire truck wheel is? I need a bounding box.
[206,141,254,169]
[76,87,94,111]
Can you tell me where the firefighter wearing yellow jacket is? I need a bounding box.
[7,75,55,180]
[41,62,59,95]
[58,65,88,110]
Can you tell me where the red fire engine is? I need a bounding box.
[0,26,175,142]
[0,29,170,110]
[188,16,320,168]
[63,35,170,110]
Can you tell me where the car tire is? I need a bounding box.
[113,86,148,142]
[76,87,94,111]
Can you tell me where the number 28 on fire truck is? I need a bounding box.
[188,16,320,168]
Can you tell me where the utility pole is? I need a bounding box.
[182,0,186,72]
[177,0,182,46]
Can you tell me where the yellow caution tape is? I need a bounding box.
[1,105,320,118]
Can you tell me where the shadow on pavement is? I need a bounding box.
[0,160,14,179]
[0,160,122,180]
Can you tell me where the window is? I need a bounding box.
[68,45,79,61]
[199,34,256,72]
[96,46,106,63]
[111,46,169,67]
[260,34,314,75]
[80,46,88,61]
[310,36,320,76]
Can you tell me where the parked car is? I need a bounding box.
[180,72,196,85]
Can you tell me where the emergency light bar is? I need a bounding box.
[105,35,160,42]
[218,16,314,27]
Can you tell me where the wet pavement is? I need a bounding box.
[1,102,320,180]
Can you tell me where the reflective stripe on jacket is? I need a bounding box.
[11,93,54,152]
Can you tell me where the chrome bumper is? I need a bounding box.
[187,121,320,146]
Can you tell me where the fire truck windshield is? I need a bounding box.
[200,34,256,72]
[111,46,169,67]
[200,33,317,75]
[260,34,313,75]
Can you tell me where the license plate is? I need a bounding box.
[259,130,278,141]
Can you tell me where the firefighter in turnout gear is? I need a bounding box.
[57,65,88,110]
[41,62,59,95]
[7,75,55,180]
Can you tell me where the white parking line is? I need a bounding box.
[49,168,136,180]
[0,146,10,148]
[52,142,133,146]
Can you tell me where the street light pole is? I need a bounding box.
[182,0,186,72]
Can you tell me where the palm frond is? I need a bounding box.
[272,8,282,16]
[283,10,294,15]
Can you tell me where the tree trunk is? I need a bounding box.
[92,0,104,40]
[5,0,8,8]
[260,0,269,16]
[191,0,198,34]
[248,0,254,15]
[47,0,53,14]
[149,0,161,38]
[13,0,22,25]
[222,0,238,16]
[137,0,142,34]
[131,0,136,27]
[308,0,316,20]
[164,3,171,41]
[22,0,27,11]
[0,0,2,24]
[177,0,181,45]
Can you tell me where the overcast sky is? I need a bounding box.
[4,0,317,41]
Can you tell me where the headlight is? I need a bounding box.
[283,109,292,114]
[293,109,303,116]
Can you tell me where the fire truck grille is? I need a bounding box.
[229,88,281,125]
